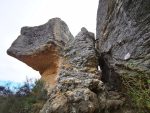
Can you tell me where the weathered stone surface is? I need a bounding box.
[7,18,73,89]
[6,0,150,112]
[40,28,102,113]
[7,16,126,112]
[63,27,98,73]
[97,0,150,89]
[39,28,125,113]
[7,16,127,113]
[97,0,150,112]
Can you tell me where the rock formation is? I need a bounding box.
[7,17,125,112]
[97,0,150,88]
[40,27,103,113]
[97,0,150,112]
[7,0,150,113]
[7,18,74,89]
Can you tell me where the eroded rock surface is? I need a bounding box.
[40,28,101,113]
[97,0,150,112]
[8,0,150,111]
[39,28,125,113]
[97,0,150,87]
[8,19,125,112]
[7,18,73,89]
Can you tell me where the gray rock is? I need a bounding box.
[64,27,98,73]
[40,28,103,113]
[97,0,150,112]
[39,27,125,113]
[7,10,128,113]
[7,18,73,57]
[97,0,150,88]
[7,18,73,72]
[7,18,74,90]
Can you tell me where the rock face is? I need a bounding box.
[7,0,150,112]
[40,28,124,113]
[40,28,102,113]
[97,0,150,88]
[7,18,73,89]
[97,0,150,112]
[7,18,125,112]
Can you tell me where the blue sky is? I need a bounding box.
[0,80,23,89]
[0,0,99,83]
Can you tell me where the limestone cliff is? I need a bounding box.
[97,0,150,112]
[7,0,150,113]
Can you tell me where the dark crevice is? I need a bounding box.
[98,54,121,91]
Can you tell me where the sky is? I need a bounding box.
[0,0,99,83]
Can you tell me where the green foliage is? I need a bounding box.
[32,80,48,100]
[0,79,48,113]
[121,72,150,113]
[147,79,150,84]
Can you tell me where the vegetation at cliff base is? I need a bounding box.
[0,80,48,113]
[121,72,150,113]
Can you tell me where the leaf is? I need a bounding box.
[147,80,150,84]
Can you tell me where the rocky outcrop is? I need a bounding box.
[7,17,125,112]
[97,0,150,112]
[7,18,73,89]
[40,28,102,113]
[97,0,150,86]
[7,0,150,112]
[40,28,124,113]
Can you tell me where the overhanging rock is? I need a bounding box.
[8,18,125,113]
[7,18,73,89]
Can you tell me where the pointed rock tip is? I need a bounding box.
[48,17,62,22]
[81,27,95,39]
[81,27,88,33]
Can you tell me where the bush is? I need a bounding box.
[0,79,48,113]
[121,72,150,113]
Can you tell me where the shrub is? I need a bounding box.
[0,79,48,113]
[121,72,150,113]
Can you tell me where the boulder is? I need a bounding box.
[7,18,73,89]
